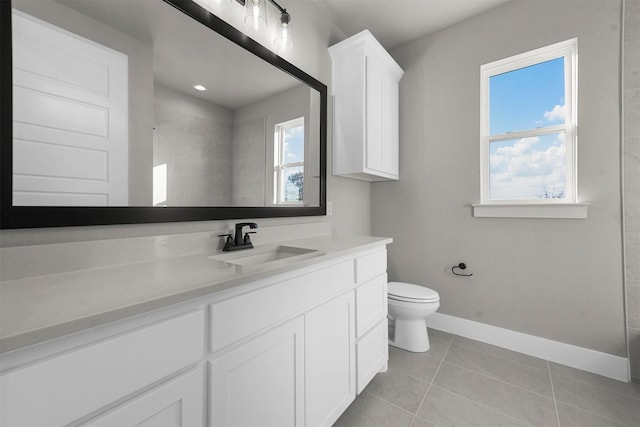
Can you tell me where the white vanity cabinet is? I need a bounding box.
[0,310,205,427]
[305,291,356,427]
[329,30,404,182]
[209,317,306,427]
[83,367,205,427]
[0,244,389,427]
[354,250,389,393]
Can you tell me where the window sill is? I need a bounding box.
[472,203,589,219]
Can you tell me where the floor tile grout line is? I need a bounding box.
[360,390,419,419]
[420,384,537,427]
[440,358,557,401]
[548,369,640,402]
[553,399,634,427]
[548,360,562,427]
[409,334,454,427]
[451,335,550,373]
[454,335,638,398]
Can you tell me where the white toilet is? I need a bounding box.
[388,282,440,352]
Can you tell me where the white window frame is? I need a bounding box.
[474,38,588,219]
[273,117,304,205]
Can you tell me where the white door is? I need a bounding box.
[83,368,204,427]
[306,292,356,427]
[209,317,305,427]
[12,10,128,206]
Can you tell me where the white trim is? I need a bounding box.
[472,202,589,219]
[427,312,630,382]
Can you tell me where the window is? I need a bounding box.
[152,163,167,206]
[274,117,304,204]
[475,39,587,218]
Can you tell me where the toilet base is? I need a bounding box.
[389,318,430,352]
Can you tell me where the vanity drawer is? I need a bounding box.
[356,318,388,394]
[0,310,204,427]
[355,273,387,339]
[209,260,355,352]
[355,249,387,284]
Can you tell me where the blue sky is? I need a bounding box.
[488,57,567,199]
[490,57,565,134]
[284,125,304,164]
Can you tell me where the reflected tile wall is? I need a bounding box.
[153,84,233,207]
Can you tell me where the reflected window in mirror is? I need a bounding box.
[273,117,304,205]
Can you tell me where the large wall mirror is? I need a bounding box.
[0,0,327,228]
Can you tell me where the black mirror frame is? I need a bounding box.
[0,0,327,229]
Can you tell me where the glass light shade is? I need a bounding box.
[192,0,225,13]
[244,0,268,32]
[274,12,293,52]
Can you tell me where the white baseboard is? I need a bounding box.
[427,312,630,382]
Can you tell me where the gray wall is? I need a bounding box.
[231,115,266,206]
[372,0,626,356]
[624,0,640,381]
[1,1,370,246]
[154,84,233,206]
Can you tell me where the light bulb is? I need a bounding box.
[244,0,267,32]
[274,11,293,52]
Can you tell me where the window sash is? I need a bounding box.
[480,38,577,205]
[274,117,304,205]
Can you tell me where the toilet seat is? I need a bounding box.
[388,282,439,303]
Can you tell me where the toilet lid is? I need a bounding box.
[388,282,439,302]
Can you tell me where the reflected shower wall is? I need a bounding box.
[153,84,233,206]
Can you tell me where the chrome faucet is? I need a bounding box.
[219,222,258,251]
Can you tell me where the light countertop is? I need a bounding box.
[0,235,391,354]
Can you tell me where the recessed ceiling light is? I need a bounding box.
[193,84,207,91]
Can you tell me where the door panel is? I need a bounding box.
[11,10,128,206]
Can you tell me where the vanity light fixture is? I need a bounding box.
[244,0,267,32]
[194,0,293,52]
[193,84,207,91]
[273,7,292,51]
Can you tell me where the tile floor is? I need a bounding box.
[334,329,640,427]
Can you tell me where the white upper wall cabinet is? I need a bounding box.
[329,30,404,181]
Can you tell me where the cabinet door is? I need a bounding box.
[382,72,400,177]
[365,54,386,174]
[209,317,305,427]
[365,53,399,179]
[306,292,356,427]
[84,367,204,427]
[356,274,388,339]
[357,319,389,394]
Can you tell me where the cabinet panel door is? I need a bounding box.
[209,317,305,427]
[356,274,388,339]
[306,292,356,427]
[356,319,388,394]
[365,54,385,174]
[84,367,204,427]
[382,74,400,177]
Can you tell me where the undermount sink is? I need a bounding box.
[210,245,321,268]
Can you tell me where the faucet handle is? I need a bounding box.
[218,233,233,250]
[243,231,256,245]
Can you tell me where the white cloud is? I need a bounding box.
[543,104,565,122]
[489,133,566,199]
